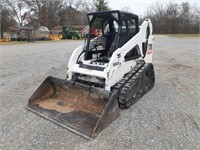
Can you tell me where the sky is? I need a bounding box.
[108,0,199,16]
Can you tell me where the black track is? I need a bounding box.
[113,62,155,109]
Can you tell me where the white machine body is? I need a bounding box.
[67,11,153,91]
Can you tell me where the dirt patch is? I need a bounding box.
[33,84,108,115]
[35,98,75,113]
[169,58,176,63]
[172,63,193,70]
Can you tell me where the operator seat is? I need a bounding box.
[105,26,116,54]
[101,26,117,63]
[107,34,118,56]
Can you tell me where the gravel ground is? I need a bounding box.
[0,36,200,150]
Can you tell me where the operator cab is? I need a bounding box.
[84,10,139,63]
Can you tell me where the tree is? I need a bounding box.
[93,0,109,11]
[80,0,95,24]
[164,2,179,33]
[45,0,64,28]
[143,1,199,34]
[65,0,83,11]
[21,0,47,28]
[145,2,165,33]
[121,6,131,12]
[63,0,83,25]
[2,0,27,25]
[22,0,64,29]
[22,0,85,28]
[0,5,16,38]
[180,2,190,33]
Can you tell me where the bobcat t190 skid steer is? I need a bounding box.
[27,10,155,139]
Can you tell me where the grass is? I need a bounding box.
[1,34,199,46]
[0,39,83,45]
[165,34,200,38]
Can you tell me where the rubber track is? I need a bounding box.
[113,62,155,109]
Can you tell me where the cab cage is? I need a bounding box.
[85,10,139,60]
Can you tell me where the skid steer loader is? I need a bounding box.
[27,10,155,139]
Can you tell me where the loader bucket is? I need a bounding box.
[27,76,120,139]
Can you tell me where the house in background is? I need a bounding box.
[9,25,34,41]
[35,26,50,40]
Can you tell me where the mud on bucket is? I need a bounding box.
[27,76,120,139]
